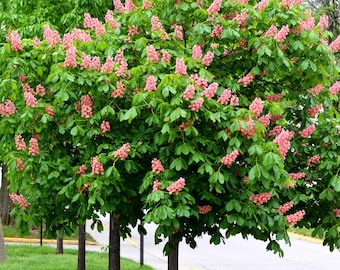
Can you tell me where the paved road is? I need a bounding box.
[87,215,340,270]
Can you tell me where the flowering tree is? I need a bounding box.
[1,1,340,270]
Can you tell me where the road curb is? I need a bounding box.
[4,237,98,246]
[288,232,323,244]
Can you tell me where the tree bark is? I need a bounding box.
[168,235,179,270]
[77,223,86,270]
[109,213,120,270]
[0,217,7,262]
[56,231,64,254]
[0,166,13,226]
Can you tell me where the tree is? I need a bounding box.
[0,216,6,262]
[0,1,339,270]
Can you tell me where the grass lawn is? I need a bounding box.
[0,245,154,270]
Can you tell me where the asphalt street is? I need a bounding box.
[86,215,340,270]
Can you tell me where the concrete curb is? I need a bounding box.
[4,237,98,246]
[288,232,323,244]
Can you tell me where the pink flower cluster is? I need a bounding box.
[329,35,340,53]
[147,45,159,62]
[151,158,165,174]
[15,134,26,150]
[273,129,294,159]
[101,56,114,73]
[151,16,164,31]
[264,25,278,38]
[172,24,183,40]
[333,209,340,217]
[258,114,271,128]
[167,177,186,195]
[249,98,263,119]
[238,73,255,87]
[28,137,39,156]
[207,0,222,14]
[182,84,195,100]
[239,119,256,139]
[175,58,187,75]
[91,156,104,175]
[112,81,125,98]
[192,44,202,59]
[80,54,102,70]
[285,210,305,225]
[230,95,239,106]
[202,82,218,100]
[16,158,26,171]
[83,13,105,37]
[288,172,306,180]
[64,46,77,68]
[234,12,248,27]
[299,16,315,32]
[24,91,38,107]
[190,74,208,89]
[202,51,215,66]
[145,75,157,92]
[278,201,294,214]
[308,84,323,96]
[299,125,315,138]
[43,25,61,47]
[198,205,212,214]
[210,25,223,38]
[100,121,110,133]
[0,99,17,117]
[81,95,93,118]
[6,30,22,51]
[161,51,171,63]
[268,125,282,137]
[105,10,120,29]
[152,180,161,192]
[307,155,320,166]
[76,164,87,176]
[338,127,340,135]
[189,97,204,112]
[217,88,232,104]
[307,104,322,117]
[10,193,30,210]
[329,81,340,95]
[220,150,239,167]
[318,14,329,31]
[274,25,289,42]
[254,0,268,11]
[114,143,131,160]
[266,93,284,103]
[249,192,271,205]
[178,120,194,132]
[114,50,128,77]
[143,0,153,9]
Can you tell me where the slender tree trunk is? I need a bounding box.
[167,235,179,270]
[77,223,86,270]
[0,217,7,262]
[0,166,13,226]
[56,231,64,254]
[109,213,120,270]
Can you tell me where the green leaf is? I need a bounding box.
[330,175,340,192]
[48,171,60,179]
[122,107,138,123]
[70,126,78,136]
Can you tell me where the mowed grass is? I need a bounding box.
[0,245,154,270]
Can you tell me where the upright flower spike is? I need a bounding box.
[175,58,187,75]
[6,30,22,51]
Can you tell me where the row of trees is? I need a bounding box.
[0,0,340,270]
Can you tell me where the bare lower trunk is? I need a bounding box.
[56,231,64,254]
[0,166,13,225]
[0,217,7,262]
[109,213,120,270]
[77,223,86,270]
[168,235,179,270]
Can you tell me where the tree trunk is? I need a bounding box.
[56,231,64,254]
[0,166,13,225]
[0,217,7,262]
[77,223,86,270]
[167,235,179,270]
[109,213,120,270]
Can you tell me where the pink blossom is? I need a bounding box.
[15,134,26,150]
[128,25,139,36]
[299,125,315,138]
[167,177,186,195]
[207,0,222,14]
[114,143,131,160]
[299,16,315,32]
[198,205,212,214]
[151,158,165,174]
[33,37,41,47]
[210,25,223,38]
[318,14,329,31]
[145,75,157,92]
[258,114,271,127]
[101,56,114,73]
[71,28,92,42]
[279,0,293,9]
[113,0,125,13]
[81,53,92,69]
[91,156,104,175]
[288,172,306,180]
[338,127,340,135]
[230,95,239,106]
[189,97,204,112]
[330,81,340,95]
[35,84,45,96]
[143,0,153,9]
[249,98,263,119]
[238,73,255,87]
[202,82,218,100]
[81,95,93,118]
[76,164,87,176]
[90,56,101,70]
[234,12,248,27]
[333,209,340,217]
[151,16,163,31]
[254,0,268,11]
[6,30,22,51]
[192,44,202,59]
[152,180,161,192]
[161,51,171,63]
[202,51,214,66]
[105,10,120,29]
[264,25,278,38]
[125,0,137,12]
[178,120,194,132]
[285,210,305,225]
[268,125,282,137]
[307,104,323,117]
[239,119,256,139]
[274,25,289,42]
[190,74,208,89]
[278,201,294,214]
[266,93,283,102]
[307,155,320,166]
[28,137,39,156]
[147,45,159,62]
[0,99,17,117]
[182,84,195,100]
[64,46,77,68]
[100,121,111,133]
[175,58,187,75]
[112,81,125,98]
[43,25,61,47]
[16,158,26,171]
[10,193,30,210]
[273,129,294,159]
[249,192,271,205]
[172,24,183,40]
[45,105,55,117]
[217,89,232,104]
[24,91,38,107]
[329,35,340,53]
[308,84,323,96]
[220,150,239,167]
